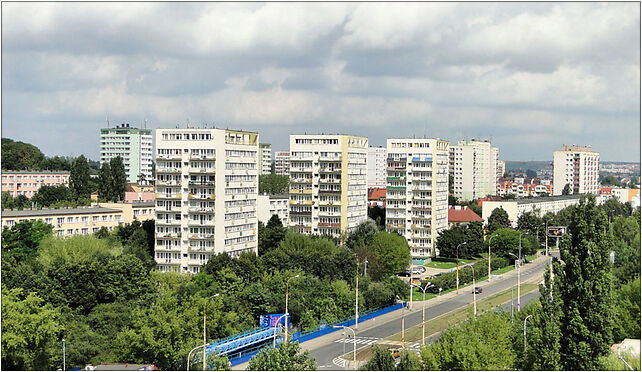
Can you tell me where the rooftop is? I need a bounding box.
[2,170,70,175]
[2,206,121,218]
[516,194,584,205]
[448,205,483,223]
[368,188,386,200]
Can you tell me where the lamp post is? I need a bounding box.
[187,343,209,371]
[203,293,220,371]
[285,275,300,342]
[413,282,434,346]
[273,314,288,348]
[468,265,477,319]
[508,238,522,313]
[456,242,467,294]
[334,326,357,370]
[523,315,533,350]
[62,339,66,371]
[488,234,497,282]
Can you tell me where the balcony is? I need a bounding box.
[319,178,341,184]
[289,200,313,205]
[156,193,182,200]
[387,176,407,181]
[188,220,213,226]
[386,223,405,229]
[319,168,341,174]
[190,154,216,160]
[189,168,216,174]
[156,154,182,161]
[412,215,430,221]
[188,206,215,213]
[387,186,406,190]
[158,233,181,239]
[189,181,215,187]
[289,189,313,194]
[319,200,340,206]
[156,168,182,174]
[189,234,215,240]
[156,219,181,226]
[290,210,312,216]
[411,205,431,210]
[157,180,181,186]
[318,222,341,228]
[189,194,215,200]
[290,177,312,184]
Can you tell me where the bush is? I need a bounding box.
[423,257,509,293]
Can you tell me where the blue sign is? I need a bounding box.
[259,314,288,328]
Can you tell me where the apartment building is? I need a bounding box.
[288,134,368,237]
[496,180,553,197]
[100,123,153,183]
[367,146,387,188]
[257,194,289,225]
[553,145,600,195]
[449,140,499,201]
[1,171,70,198]
[497,160,506,179]
[274,151,290,176]
[481,194,584,226]
[98,201,155,223]
[1,206,124,236]
[154,128,259,274]
[386,138,450,258]
[259,143,272,175]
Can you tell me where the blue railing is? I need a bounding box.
[206,326,279,356]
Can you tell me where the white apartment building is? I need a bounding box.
[367,146,387,189]
[449,140,499,201]
[482,194,584,226]
[259,143,272,175]
[386,138,450,258]
[154,128,259,274]
[274,151,290,176]
[100,123,153,183]
[497,160,506,180]
[553,145,600,195]
[289,134,368,237]
[257,194,289,225]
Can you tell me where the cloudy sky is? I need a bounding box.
[2,2,640,161]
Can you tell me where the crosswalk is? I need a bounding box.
[332,357,346,368]
[333,337,380,345]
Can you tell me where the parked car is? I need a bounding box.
[397,270,411,277]
[411,267,422,275]
[473,287,483,294]
[390,348,401,358]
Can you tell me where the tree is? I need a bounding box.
[517,211,544,240]
[486,207,511,235]
[360,345,395,371]
[99,162,114,201]
[110,156,127,201]
[600,197,632,220]
[611,277,641,343]
[1,219,53,263]
[367,206,386,228]
[247,342,316,371]
[258,174,289,195]
[526,169,537,178]
[488,228,534,259]
[527,265,562,370]
[1,138,46,170]
[40,156,72,171]
[436,222,484,259]
[397,349,421,370]
[600,175,622,187]
[562,183,572,195]
[32,185,72,207]
[70,155,92,200]
[1,288,62,370]
[346,219,379,251]
[367,232,411,281]
[554,195,614,370]
[258,215,287,256]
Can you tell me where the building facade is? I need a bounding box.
[2,206,124,236]
[288,134,368,237]
[257,194,289,225]
[274,151,290,176]
[449,140,499,201]
[1,171,70,198]
[154,128,259,274]
[367,146,387,188]
[496,180,553,198]
[553,145,600,196]
[386,138,450,258]
[481,194,584,226]
[259,143,272,175]
[497,160,506,180]
[100,123,153,183]
[98,201,155,223]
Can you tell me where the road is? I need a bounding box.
[309,254,554,370]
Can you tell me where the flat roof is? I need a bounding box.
[2,206,121,218]
[516,194,584,205]
[269,194,289,199]
[2,171,70,175]
[132,201,155,207]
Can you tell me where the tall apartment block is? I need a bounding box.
[367,146,387,189]
[553,145,599,195]
[274,151,290,176]
[449,140,499,201]
[497,160,506,179]
[386,138,450,258]
[100,123,153,183]
[259,143,272,174]
[154,128,259,274]
[288,134,368,237]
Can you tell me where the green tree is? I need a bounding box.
[360,345,395,371]
[346,219,379,251]
[527,265,563,370]
[1,219,53,263]
[600,175,622,187]
[600,197,632,220]
[488,228,534,259]
[517,211,543,239]
[1,288,62,370]
[526,169,537,178]
[32,184,73,207]
[397,349,421,370]
[110,156,127,201]
[40,156,72,171]
[99,162,114,201]
[368,232,411,281]
[562,183,572,195]
[1,138,46,170]
[486,207,511,235]
[612,277,641,343]
[70,155,92,199]
[367,206,386,228]
[247,342,316,371]
[258,174,289,195]
[258,215,287,255]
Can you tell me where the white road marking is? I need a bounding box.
[333,357,346,368]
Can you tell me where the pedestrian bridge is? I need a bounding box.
[205,325,283,358]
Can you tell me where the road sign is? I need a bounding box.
[547,226,567,237]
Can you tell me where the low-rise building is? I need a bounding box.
[125,183,156,203]
[497,179,553,198]
[1,206,124,236]
[1,171,70,198]
[368,188,386,207]
[481,194,584,226]
[599,187,640,205]
[98,201,155,223]
[257,194,289,225]
[448,205,483,228]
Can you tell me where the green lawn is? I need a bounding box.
[424,257,479,269]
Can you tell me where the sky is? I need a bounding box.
[1,2,640,162]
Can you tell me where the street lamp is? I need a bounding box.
[62,339,66,371]
[285,275,300,342]
[187,343,210,371]
[334,326,357,370]
[203,293,220,371]
[466,265,478,319]
[523,315,533,350]
[412,282,434,346]
[508,232,523,313]
[456,242,467,294]
[273,314,288,348]
[487,234,497,282]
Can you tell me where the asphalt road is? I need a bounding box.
[311,255,554,370]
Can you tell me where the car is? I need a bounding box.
[473,287,482,294]
[390,348,401,358]
[411,267,422,275]
[397,270,411,277]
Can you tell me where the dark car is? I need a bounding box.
[397,270,411,277]
[473,287,482,294]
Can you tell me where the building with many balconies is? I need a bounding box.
[100,123,153,183]
[553,145,600,195]
[259,143,272,175]
[274,151,290,176]
[386,138,450,258]
[367,146,387,189]
[154,128,259,274]
[288,134,368,237]
[449,140,499,201]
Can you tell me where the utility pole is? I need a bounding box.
[355,274,359,330]
[62,339,66,371]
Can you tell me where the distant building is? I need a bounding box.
[257,194,289,225]
[2,206,124,236]
[125,182,155,203]
[481,194,584,226]
[553,145,599,196]
[497,160,506,179]
[99,201,155,223]
[368,188,386,207]
[274,151,290,176]
[449,140,499,201]
[1,171,70,198]
[599,187,640,205]
[100,123,153,183]
[367,146,387,188]
[497,178,553,197]
[448,205,483,228]
[259,143,272,175]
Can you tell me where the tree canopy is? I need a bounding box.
[248,342,316,371]
[486,207,511,234]
[258,174,289,195]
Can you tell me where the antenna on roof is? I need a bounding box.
[424,123,427,139]
[187,119,190,129]
[106,114,110,128]
[144,118,147,129]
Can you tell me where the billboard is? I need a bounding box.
[547,226,567,237]
[259,314,289,328]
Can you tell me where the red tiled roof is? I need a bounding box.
[368,188,386,200]
[448,206,483,223]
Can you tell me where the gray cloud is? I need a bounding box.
[1,2,639,162]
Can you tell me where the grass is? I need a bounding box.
[601,352,641,371]
[424,257,480,269]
